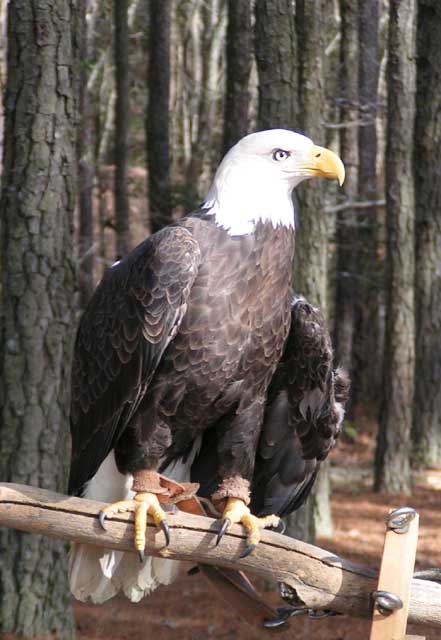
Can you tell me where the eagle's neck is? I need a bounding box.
[202,167,295,236]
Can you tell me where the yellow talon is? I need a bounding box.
[216,497,280,556]
[98,492,169,558]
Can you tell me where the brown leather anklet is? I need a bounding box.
[211,476,251,506]
[132,470,168,494]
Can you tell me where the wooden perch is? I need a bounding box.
[0,483,440,628]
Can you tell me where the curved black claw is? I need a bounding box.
[138,549,145,563]
[160,519,170,546]
[271,519,286,535]
[98,511,107,530]
[239,543,256,559]
[216,518,231,546]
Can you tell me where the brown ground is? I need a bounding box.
[73,451,441,640]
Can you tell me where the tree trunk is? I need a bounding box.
[0,0,6,166]
[78,0,95,307]
[147,0,172,233]
[353,0,380,411]
[295,0,340,541]
[412,0,441,468]
[375,0,416,494]
[96,55,116,270]
[261,0,332,542]
[333,0,359,383]
[114,0,131,255]
[222,0,251,155]
[184,0,227,206]
[256,0,323,543]
[294,0,327,312]
[313,460,334,539]
[255,0,297,131]
[0,1,78,636]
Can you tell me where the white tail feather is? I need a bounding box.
[69,445,199,603]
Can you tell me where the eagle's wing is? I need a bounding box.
[68,226,201,495]
[250,297,350,517]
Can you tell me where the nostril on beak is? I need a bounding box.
[315,152,321,158]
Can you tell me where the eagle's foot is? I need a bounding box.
[98,492,170,561]
[216,497,280,558]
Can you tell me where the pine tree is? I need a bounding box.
[0,1,79,634]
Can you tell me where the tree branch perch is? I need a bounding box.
[0,483,440,628]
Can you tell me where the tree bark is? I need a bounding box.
[412,0,441,468]
[222,0,251,155]
[375,0,416,494]
[255,0,297,131]
[296,0,333,542]
[333,0,359,382]
[114,0,131,255]
[78,0,95,307]
[294,0,327,312]
[0,1,78,636]
[183,0,227,206]
[147,0,172,233]
[353,0,381,410]
[0,0,6,166]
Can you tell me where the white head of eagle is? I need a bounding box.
[203,129,345,235]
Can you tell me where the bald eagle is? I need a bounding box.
[68,129,347,604]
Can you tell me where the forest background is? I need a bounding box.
[0,0,440,637]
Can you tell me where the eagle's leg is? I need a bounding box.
[212,473,280,557]
[211,401,280,556]
[98,470,170,561]
[216,497,280,558]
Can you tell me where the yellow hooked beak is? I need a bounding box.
[299,145,345,186]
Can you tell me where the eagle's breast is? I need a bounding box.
[150,217,295,429]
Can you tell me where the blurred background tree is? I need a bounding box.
[375,0,416,495]
[147,0,173,233]
[114,0,132,255]
[412,0,441,469]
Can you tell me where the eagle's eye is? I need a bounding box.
[272,149,290,162]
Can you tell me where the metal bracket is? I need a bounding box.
[369,506,419,640]
[271,582,339,628]
[385,507,417,534]
[263,606,308,628]
[263,605,339,628]
[372,590,403,615]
